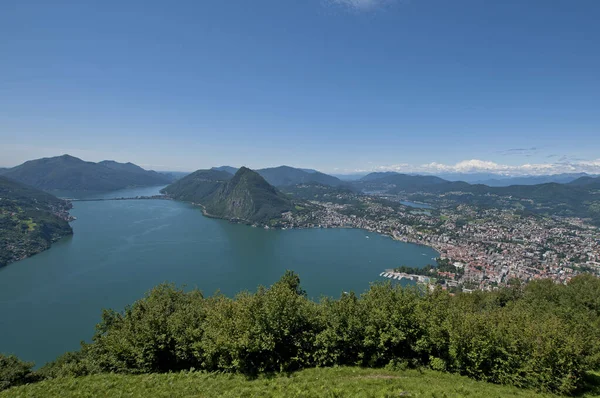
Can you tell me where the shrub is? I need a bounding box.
[0,354,37,391]
[200,272,321,374]
[23,272,600,395]
[88,284,206,373]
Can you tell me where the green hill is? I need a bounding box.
[2,367,583,398]
[3,155,171,192]
[570,176,600,188]
[203,167,293,224]
[281,182,358,202]
[98,160,173,182]
[354,172,450,192]
[211,165,239,175]
[0,176,73,267]
[161,169,233,202]
[354,172,600,224]
[210,165,345,187]
[163,167,293,224]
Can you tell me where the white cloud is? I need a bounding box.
[329,0,395,10]
[367,158,600,177]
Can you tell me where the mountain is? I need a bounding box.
[332,173,368,181]
[354,172,450,193]
[161,169,232,202]
[210,165,345,187]
[98,160,172,184]
[3,155,171,192]
[0,167,8,175]
[473,173,592,187]
[157,171,190,182]
[568,175,600,188]
[0,176,73,267]
[359,172,402,181]
[164,167,293,224]
[203,167,293,224]
[348,171,600,223]
[211,166,239,175]
[257,166,344,187]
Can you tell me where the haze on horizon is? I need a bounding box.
[1,0,599,176]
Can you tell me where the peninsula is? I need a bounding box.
[0,176,74,267]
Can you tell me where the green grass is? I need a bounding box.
[5,367,600,398]
[22,219,37,231]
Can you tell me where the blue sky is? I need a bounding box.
[1,0,599,175]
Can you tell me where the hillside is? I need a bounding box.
[0,176,73,267]
[352,171,600,223]
[98,160,172,183]
[569,176,600,188]
[281,182,357,202]
[1,367,579,398]
[476,173,592,187]
[211,165,239,175]
[3,155,171,192]
[161,169,232,202]
[162,167,294,224]
[359,171,404,181]
[203,167,293,224]
[210,166,345,187]
[257,166,344,187]
[353,172,450,192]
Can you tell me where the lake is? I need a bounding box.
[400,201,433,209]
[0,187,438,366]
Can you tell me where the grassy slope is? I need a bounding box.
[5,367,599,398]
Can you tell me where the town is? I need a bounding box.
[279,188,600,292]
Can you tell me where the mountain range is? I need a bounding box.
[333,171,597,186]
[4,154,600,224]
[467,173,594,187]
[353,172,450,193]
[353,171,600,223]
[211,165,345,188]
[2,155,173,192]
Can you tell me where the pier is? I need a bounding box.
[379,270,431,284]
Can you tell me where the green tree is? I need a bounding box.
[0,354,37,391]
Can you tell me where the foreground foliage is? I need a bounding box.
[1,367,585,398]
[0,355,37,391]
[4,272,600,395]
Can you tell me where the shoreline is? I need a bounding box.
[180,199,442,259]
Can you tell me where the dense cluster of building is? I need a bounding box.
[282,194,600,291]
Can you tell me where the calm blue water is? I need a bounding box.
[400,201,433,209]
[53,185,168,200]
[0,187,438,366]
